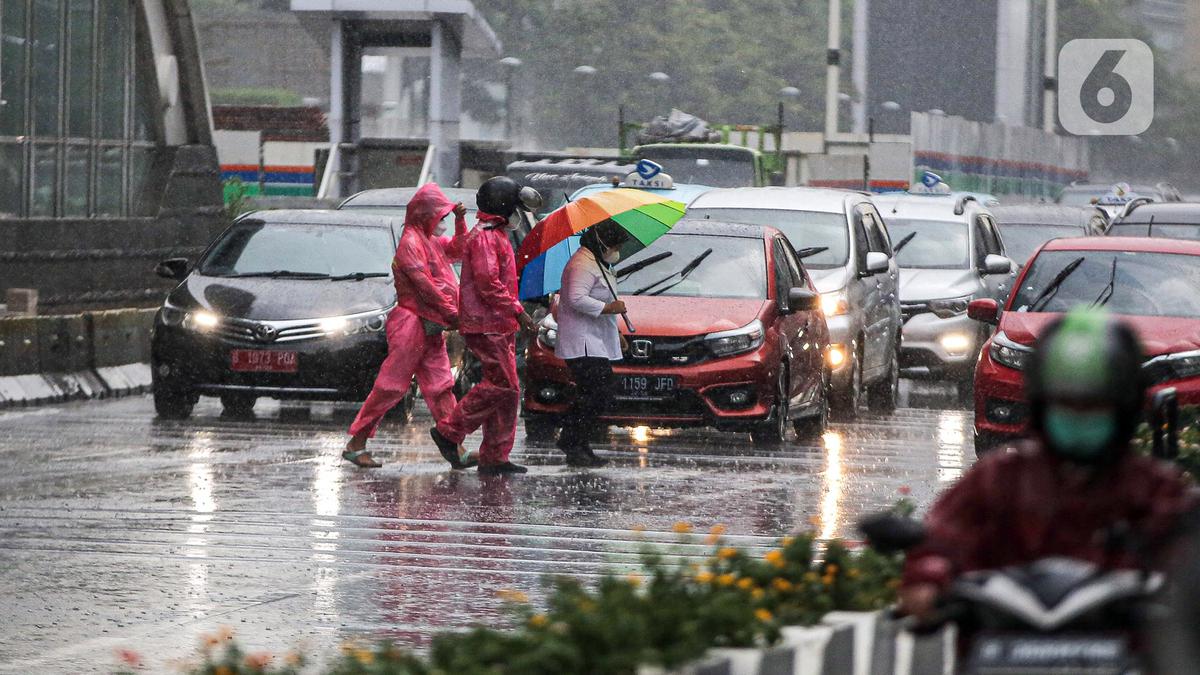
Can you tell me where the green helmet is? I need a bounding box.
[1025,308,1145,463]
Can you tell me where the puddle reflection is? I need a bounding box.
[819,431,844,540]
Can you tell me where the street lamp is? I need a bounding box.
[499,56,522,141]
[881,100,901,112]
[573,65,597,76]
[648,71,670,83]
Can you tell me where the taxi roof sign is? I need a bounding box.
[622,159,675,189]
[909,170,951,195]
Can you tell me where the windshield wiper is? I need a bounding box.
[796,246,830,260]
[648,250,715,297]
[615,251,673,278]
[632,249,713,296]
[1091,258,1118,308]
[1028,256,1085,312]
[892,231,917,254]
[223,270,332,279]
[329,272,391,281]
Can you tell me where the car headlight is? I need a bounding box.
[1143,349,1200,385]
[321,307,392,337]
[820,291,849,317]
[989,331,1032,371]
[705,319,765,357]
[928,295,972,319]
[537,314,559,348]
[159,304,186,327]
[181,309,219,332]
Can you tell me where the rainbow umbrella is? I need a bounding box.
[516,189,687,304]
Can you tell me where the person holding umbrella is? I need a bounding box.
[554,220,631,467]
[515,188,688,467]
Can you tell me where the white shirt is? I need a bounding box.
[555,247,623,361]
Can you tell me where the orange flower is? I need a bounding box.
[751,588,765,599]
[716,573,736,587]
[673,521,693,534]
[217,625,235,641]
[803,571,819,583]
[353,649,374,665]
[215,667,233,675]
[244,652,273,670]
[202,634,221,649]
[496,588,530,603]
[822,574,835,586]
[755,608,774,622]
[764,550,785,568]
[781,536,795,547]
[847,569,861,579]
[807,515,822,528]
[825,564,839,576]
[626,573,642,587]
[117,649,142,668]
[736,577,755,590]
[717,547,737,560]
[710,524,727,536]
[529,613,549,628]
[772,578,794,592]
[285,652,304,666]
[695,570,715,584]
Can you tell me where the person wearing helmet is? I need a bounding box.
[430,177,538,475]
[343,183,471,469]
[899,308,1197,620]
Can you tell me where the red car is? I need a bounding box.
[971,236,1200,455]
[523,219,831,445]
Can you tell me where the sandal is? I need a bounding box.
[342,449,383,468]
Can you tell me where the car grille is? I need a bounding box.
[215,317,330,345]
[622,335,710,366]
[900,302,931,323]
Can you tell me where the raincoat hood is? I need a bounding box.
[404,183,456,235]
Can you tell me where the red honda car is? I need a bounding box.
[523,219,831,445]
[971,236,1200,455]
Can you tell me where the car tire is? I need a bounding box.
[867,344,900,414]
[751,367,790,446]
[524,417,558,442]
[832,346,864,420]
[220,393,257,417]
[793,372,830,442]
[384,381,418,424]
[154,383,195,420]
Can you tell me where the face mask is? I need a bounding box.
[434,219,448,236]
[505,213,521,231]
[1043,405,1117,462]
[602,248,621,264]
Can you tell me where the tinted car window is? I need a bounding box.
[1011,250,1200,318]
[616,233,766,299]
[861,209,889,253]
[1110,223,1200,240]
[772,239,795,298]
[690,207,849,269]
[886,219,970,269]
[200,223,394,277]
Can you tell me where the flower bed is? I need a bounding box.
[114,522,909,674]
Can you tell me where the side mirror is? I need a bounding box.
[155,258,189,281]
[864,251,889,275]
[857,512,926,555]
[967,298,1000,325]
[982,254,1013,276]
[785,287,820,313]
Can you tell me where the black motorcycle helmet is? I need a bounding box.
[1024,308,1145,464]
[476,176,523,217]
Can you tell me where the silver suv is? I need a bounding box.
[871,193,1016,402]
[688,187,902,417]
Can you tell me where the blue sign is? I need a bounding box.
[635,159,664,180]
[920,171,943,188]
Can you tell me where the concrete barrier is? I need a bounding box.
[0,308,157,408]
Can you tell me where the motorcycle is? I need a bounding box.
[860,387,1186,673]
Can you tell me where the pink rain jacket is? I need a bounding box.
[457,213,525,335]
[391,184,468,326]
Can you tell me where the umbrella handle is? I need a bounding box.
[621,312,635,333]
[600,260,635,333]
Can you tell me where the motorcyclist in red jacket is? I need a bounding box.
[901,308,1197,619]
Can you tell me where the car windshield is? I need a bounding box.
[886,219,969,269]
[615,233,766,299]
[998,224,1083,265]
[1112,223,1200,240]
[1057,190,1110,207]
[199,222,394,277]
[635,150,756,188]
[689,207,848,268]
[1010,250,1200,318]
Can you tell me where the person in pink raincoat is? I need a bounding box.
[343,183,472,469]
[431,177,536,475]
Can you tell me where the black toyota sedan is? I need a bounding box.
[151,210,421,419]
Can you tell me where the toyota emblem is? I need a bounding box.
[253,324,278,343]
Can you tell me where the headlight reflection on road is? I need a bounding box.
[819,431,844,541]
[186,433,216,609]
[936,412,967,482]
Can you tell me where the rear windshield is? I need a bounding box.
[615,233,766,299]
[689,207,848,268]
[998,224,1083,265]
[1111,223,1200,240]
[200,222,394,277]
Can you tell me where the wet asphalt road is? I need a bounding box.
[0,383,972,672]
